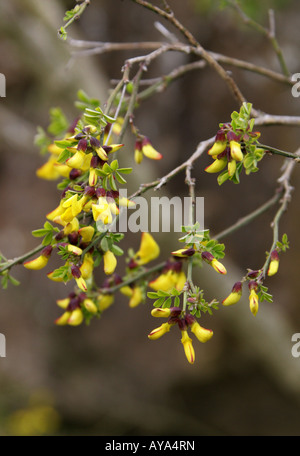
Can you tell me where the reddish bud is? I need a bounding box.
[184,313,196,326]
[96,188,106,198]
[71,265,81,279]
[68,232,79,245]
[41,245,53,258]
[248,280,258,292]
[201,251,214,263]
[77,138,88,151]
[90,137,101,148]
[69,169,82,180]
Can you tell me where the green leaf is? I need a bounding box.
[95,168,109,178]
[103,163,112,174]
[174,295,180,307]
[117,168,132,174]
[100,237,109,252]
[217,170,230,186]
[58,26,67,41]
[1,273,8,289]
[8,274,20,287]
[147,292,159,299]
[54,139,76,149]
[75,90,100,112]
[102,176,109,191]
[114,171,127,185]
[34,127,51,155]
[162,297,172,308]
[110,244,124,256]
[57,148,73,164]
[110,159,119,171]
[109,174,118,191]
[48,108,68,136]
[157,290,171,297]
[32,229,48,238]
[63,5,80,22]
[42,232,54,246]
[153,297,166,308]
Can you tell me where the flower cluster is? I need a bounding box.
[221,237,287,317]
[9,96,286,366]
[148,307,213,364]
[24,112,163,326]
[205,102,263,185]
[134,136,162,164]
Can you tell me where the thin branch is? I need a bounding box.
[258,144,300,162]
[0,244,45,274]
[130,0,246,106]
[214,190,283,241]
[254,114,300,127]
[227,1,289,76]
[257,151,298,283]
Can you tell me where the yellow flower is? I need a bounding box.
[205,157,227,173]
[56,297,70,309]
[267,250,279,277]
[80,253,94,279]
[181,330,195,364]
[190,321,213,343]
[65,149,86,169]
[175,271,187,291]
[83,298,98,314]
[46,205,64,222]
[229,140,243,162]
[67,308,84,326]
[134,148,143,164]
[36,156,61,180]
[227,159,236,177]
[78,226,95,243]
[97,293,114,311]
[207,130,227,157]
[55,311,72,326]
[149,269,186,293]
[23,246,52,270]
[92,196,118,225]
[103,250,117,275]
[207,141,227,157]
[134,232,160,265]
[222,281,242,306]
[110,117,124,136]
[63,218,80,235]
[95,146,108,161]
[88,168,97,186]
[151,307,172,318]
[134,137,162,164]
[148,322,173,340]
[171,247,195,258]
[120,285,144,308]
[248,281,259,316]
[150,307,181,318]
[47,271,66,282]
[67,245,83,256]
[211,258,227,275]
[201,251,227,274]
[75,276,88,292]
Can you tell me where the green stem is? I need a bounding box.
[182,166,196,312]
[62,0,90,33]
[258,143,300,161]
[0,243,45,274]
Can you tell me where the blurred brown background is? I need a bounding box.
[0,0,300,436]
